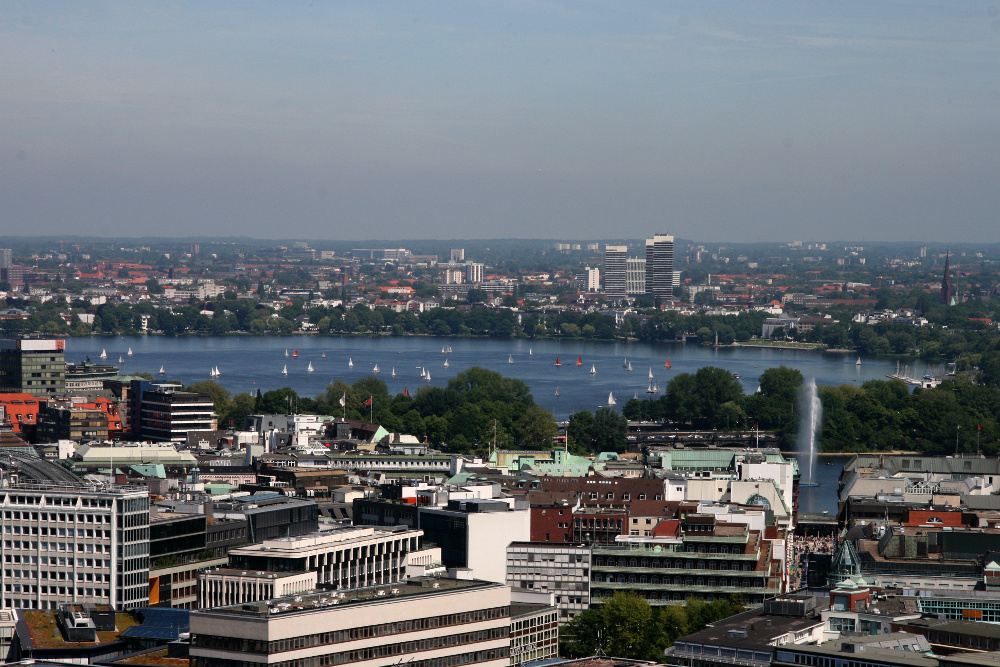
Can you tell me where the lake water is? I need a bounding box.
[71,335,925,422]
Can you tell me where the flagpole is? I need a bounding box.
[369,396,373,423]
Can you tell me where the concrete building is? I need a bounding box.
[644,233,675,300]
[189,577,513,667]
[222,525,426,593]
[200,569,319,609]
[466,262,485,284]
[0,338,66,398]
[626,257,645,295]
[450,249,465,263]
[584,266,600,292]
[138,388,216,442]
[506,542,591,621]
[603,245,628,301]
[0,481,150,610]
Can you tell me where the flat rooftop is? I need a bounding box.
[192,577,501,619]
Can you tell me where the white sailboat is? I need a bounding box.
[99,349,107,359]
[607,392,616,406]
[373,363,380,374]
[554,387,560,397]
[443,359,450,368]
[420,367,427,379]
[391,367,396,377]
[856,357,861,366]
[623,358,628,369]
[508,355,513,364]
[214,366,220,377]
[627,361,632,373]
[307,362,314,373]
[447,346,452,353]
[158,365,165,375]
[590,364,596,375]
[442,346,447,354]
[529,348,533,356]
[118,355,124,363]
[210,367,217,378]
[425,369,431,381]
[321,353,327,359]
[284,349,289,358]
[646,378,657,394]
[281,364,288,376]
[348,358,354,368]
[127,347,133,356]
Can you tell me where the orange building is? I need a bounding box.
[0,393,43,435]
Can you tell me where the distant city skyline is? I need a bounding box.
[2,2,998,242]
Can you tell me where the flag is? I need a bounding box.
[364,396,373,407]
[339,393,346,407]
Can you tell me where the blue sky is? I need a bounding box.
[2,2,998,242]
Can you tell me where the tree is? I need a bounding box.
[568,411,594,453]
[591,407,627,453]
[514,405,558,449]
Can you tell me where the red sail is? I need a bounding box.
[555,357,562,366]
[665,359,672,369]
[576,356,583,366]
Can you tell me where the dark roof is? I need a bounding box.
[119,607,189,642]
[673,607,822,653]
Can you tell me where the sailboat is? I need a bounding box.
[508,355,513,364]
[284,349,289,358]
[420,367,427,379]
[576,356,583,366]
[623,358,629,369]
[627,361,632,373]
[158,365,165,375]
[442,346,447,354]
[391,367,396,377]
[321,353,327,358]
[554,357,562,366]
[281,364,288,376]
[856,357,861,367]
[292,349,298,358]
[447,346,453,353]
[373,363,380,374]
[99,349,107,359]
[118,355,124,364]
[425,369,431,381]
[590,364,596,375]
[127,347,133,357]
[444,359,450,368]
[647,378,659,394]
[210,367,217,378]
[529,348,533,356]
[348,358,354,368]
[607,392,616,406]
[664,358,672,369]
[648,367,654,380]
[307,362,314,373]
[554,387,560,397]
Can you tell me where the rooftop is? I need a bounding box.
[22,610,139,650]
[191,577,502,619]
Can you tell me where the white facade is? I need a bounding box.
[466,263,485,284]
[584,267,600,292]
[626,257,645,295]
[0,483,150,610]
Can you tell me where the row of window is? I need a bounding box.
[5,568,110,580]
[3,540,111,552]
[194,605,511,654]
[5,585,109,598]
[192,646,508,667]
[594,557,753,569]
[595,575,763,588]
[5,523,109,535]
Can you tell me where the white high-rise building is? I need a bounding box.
[0,482,150,610]
[466,262,484,284]
[645,234,675,300]
[585,267,600,292]
[603,245,627,301]
[626,257,646,295]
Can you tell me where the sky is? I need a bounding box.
[2,1,999,243]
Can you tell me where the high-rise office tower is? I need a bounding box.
[0,249,11,269]
[603,245,627,301]
[626,258,646,295]
[0,339,66,397]
[644,234,675,300]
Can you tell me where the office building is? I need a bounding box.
[138,387,216,441]
[189,577,512,667]
[0,339,66,398]
[626,257,645,295]
[0,249,11,270]
[466,262,485,284]
[603,245,627,301]
[450,249,465,263]
[506,542,591,621]
[644,233,675,300]
[584,266,600,292]
[509,602,558,665]
[0,481,150,610]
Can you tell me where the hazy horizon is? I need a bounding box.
[3,3,999,242]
